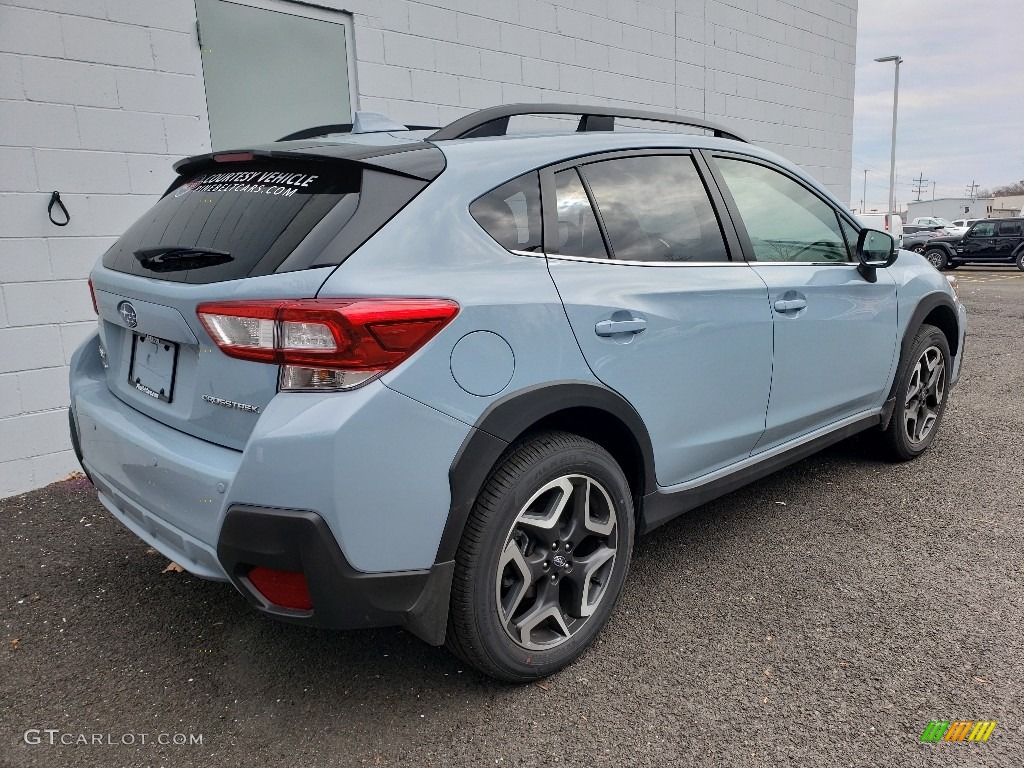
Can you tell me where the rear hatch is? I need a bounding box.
[90,142,444,450]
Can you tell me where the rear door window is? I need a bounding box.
[552,168,609,259]
[579,155,729,262]
[102,162,359,283]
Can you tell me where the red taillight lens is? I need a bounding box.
[88,277,98,314]
[247,567,313,611]
[197,299,459,389]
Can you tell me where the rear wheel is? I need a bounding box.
[877,324,950,461]
[1016,251,1024,271]
[446,431,634,681]
[925,248,948,270]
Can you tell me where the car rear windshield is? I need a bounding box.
[101,162,359,283]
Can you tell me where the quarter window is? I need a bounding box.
[838,217,860,261]
[580,155,729,262]
[470,173,543,252]
[997,220,1022,236]
[715,158,850,262]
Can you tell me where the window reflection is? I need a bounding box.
[581,155,729,262]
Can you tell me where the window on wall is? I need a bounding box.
[195,0,355,150]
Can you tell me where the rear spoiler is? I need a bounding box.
[171,143,446,184]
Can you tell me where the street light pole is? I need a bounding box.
[875,55,903,219]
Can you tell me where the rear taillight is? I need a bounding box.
[247,567,313,611]
[196,298,459,391]
[88,277,98,314]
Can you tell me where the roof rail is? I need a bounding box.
[427,103,748,143]
[278,112,439,142]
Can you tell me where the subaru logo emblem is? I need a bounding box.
[118,301,138,328]
[552,555,568,569]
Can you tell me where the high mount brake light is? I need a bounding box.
[196,299,459,391]
[213,151,255,163]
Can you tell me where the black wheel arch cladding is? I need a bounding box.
[440,381,656,566]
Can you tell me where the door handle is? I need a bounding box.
[595,318,647,336]
[774,298,807,312]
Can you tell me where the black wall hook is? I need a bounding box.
[48,191,70,226]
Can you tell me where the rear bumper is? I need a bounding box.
[70,333,239,579]
[69,331,472,643]
[218,506,453,643]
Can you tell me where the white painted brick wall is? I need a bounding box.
[0,0,210,497]
[1,0,855,497]
[346,0,854,204]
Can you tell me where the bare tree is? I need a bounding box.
[980,181,1024,198]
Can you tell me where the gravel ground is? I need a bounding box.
[1,267,1022,768]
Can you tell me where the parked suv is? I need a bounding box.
[922,218,1024,270]
[69,104,966,681]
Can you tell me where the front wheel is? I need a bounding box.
[446,431,635,681]
[877,324,951,461]
[925,248,948,270]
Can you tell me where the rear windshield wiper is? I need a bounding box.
[134,246,233,272]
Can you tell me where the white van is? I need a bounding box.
[857,213,904,247]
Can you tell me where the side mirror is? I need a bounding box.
[856,228,896,281]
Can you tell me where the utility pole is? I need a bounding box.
[931,181,936,214]
[912,172,929,202]
[862,169,867,214]
[966,181,979,201]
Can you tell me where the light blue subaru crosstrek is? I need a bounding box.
[69,104,966,681]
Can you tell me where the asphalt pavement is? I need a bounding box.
[2,266,1022,768]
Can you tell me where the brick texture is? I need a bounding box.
[0,0,210,497]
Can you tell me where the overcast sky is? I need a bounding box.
[851,0,1024,210]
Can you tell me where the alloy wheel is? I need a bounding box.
[925,250,945,269]
[904,345,946,444]
[495,474,619,651]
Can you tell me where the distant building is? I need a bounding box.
[905,197,994,222]
[990,195,1024,218]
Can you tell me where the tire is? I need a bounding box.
[878,324,951,462]
[1016,250,1024,271]
[446,431,635,682]
[924,248,948,270]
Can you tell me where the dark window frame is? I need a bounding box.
[538,148,743,265]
